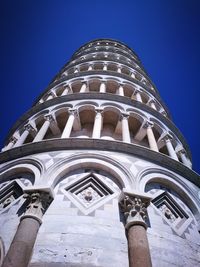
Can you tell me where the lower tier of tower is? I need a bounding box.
[0,149,200,267]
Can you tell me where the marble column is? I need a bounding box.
[80,82,87,93]
[144,121,159,152]
[162,134,178,161]
[149,100,157,110]
[103,64,107,71]
[118,85,124,96]
[61,110,76,138]
[46,91,55,101]
[2,191,52,267]
[2,137,17,151]
[92,109,103,138]
[99,81,106,93]
[176,147,192,168]
[135,91,142,103]
[14,124,36,147]
[33,115,53,142]
[61,86,70,96]
[121,114,131,143]
[117,66,122,73]
[120,191,152,267]
[131,72,136,79]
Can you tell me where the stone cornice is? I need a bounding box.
[4,93,190,158]
[0,139,198,186]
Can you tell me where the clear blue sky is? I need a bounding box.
[1,0,200,173]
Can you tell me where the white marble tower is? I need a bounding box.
[0,39,200,267]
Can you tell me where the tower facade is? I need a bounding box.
[0,39,200,267]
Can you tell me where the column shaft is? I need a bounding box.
[117,67,121,73]
[135,92,142,102]
[61,113,75,138]
[33,120,50,142]
[150,101,157,110]
[14,130,29,147]
[131,72,136,78]
[92,112,103,138]
[180,152,192,168]
[80,83,87,93]
[146,127,158,152]
[2,218,40,267]
[122,116,131,143]
[46,94,53,100]
[166,139,178,160]
[103,64,107,71]
[61,87,69,96]
[128,225,152,267]
[99,82,106,93]
[118,85,124,96]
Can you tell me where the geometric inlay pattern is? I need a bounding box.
[0,181,23,213]
[60,173,119,215]
[68,175,113,208]
[152,192,189,224]
[152,191,193,237]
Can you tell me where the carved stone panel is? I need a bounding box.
[0,181,23,213]
[60,173,119,215]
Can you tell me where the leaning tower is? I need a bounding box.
[0,39,200,267]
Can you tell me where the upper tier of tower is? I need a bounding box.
[1,39,193,171]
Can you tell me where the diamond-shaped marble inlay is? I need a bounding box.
[152,192,188,224]
[0,181,23,213]
[60,173,119,215]
[152,192,193,236]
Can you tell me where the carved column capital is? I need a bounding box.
[21,191,52,224]
[143,120,154,129]
[10,136,18,144]
[147,99,155,105]
[81,80,88,86]
[44,114,55,122]
[68,108,78,116]
[160,132,173,142]
[24,123,37,133]
[47,90,56,97]
[120,113,129,120]
[175,145,185,155]
[133,89,141,94]
[95,108,104,115]
[119,190,151,229]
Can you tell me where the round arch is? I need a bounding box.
[0,159,43,186]
[43,153,134,190]
[137,168,200,220]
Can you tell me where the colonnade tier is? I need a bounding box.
[35,73,169,117]
[72,43,140,65]
[2,102,192,169]
[60,50,149,84]
[72,39,139,61]
[37,78,167,116]
[53,59,154,91]
[58,50,148,87]
[4,94,190,159]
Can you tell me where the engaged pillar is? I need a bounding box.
[120,191,152,267]
[2,191,52,267]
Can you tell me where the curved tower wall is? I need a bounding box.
[0,39,200,267]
